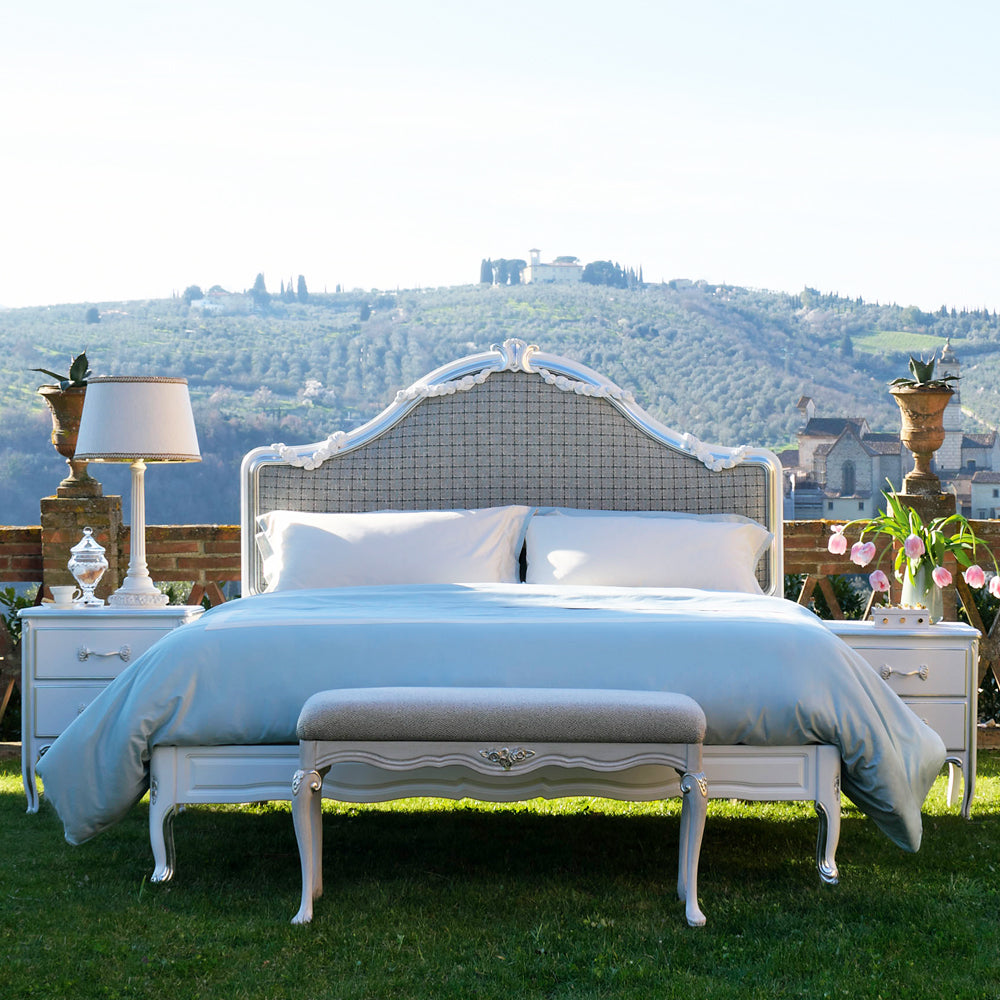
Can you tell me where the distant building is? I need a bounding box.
[971,472,1000,519]
[189,291,251,315]
[523,249,583,284]
[782,400,905,520]
[937,339,964,471]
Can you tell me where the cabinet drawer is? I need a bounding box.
[903,699,967,750]
[847,645,967,697]
[34,626,172,679]
[34,684,108,737]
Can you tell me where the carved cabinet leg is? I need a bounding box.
[814,769,841,885]
[147,752,180,884]
[149,777,178,883]
[944,757,974,819]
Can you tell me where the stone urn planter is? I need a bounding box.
[33,352,102,498]
[890,384,953,497]
[889,353,956,500]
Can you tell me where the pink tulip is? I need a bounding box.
[903,534,925,560]
[990,575,1000,599]
[850,541,876,567]
[963,565,986,589]
[869,569,890,592]
[827,526,847,555]
[931,565,952,588]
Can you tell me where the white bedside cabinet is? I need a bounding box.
[19,604,203,812]
[826,620,979,818]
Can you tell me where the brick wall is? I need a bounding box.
[5,517,1000,604]
[0,521,240,605]
[40,495,123,599]
[782,520,893,577]
[0,527,43,583]
[144,525,241,583]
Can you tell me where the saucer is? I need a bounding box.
[41,598,80,608]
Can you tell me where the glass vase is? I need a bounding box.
[900,562,943,623]
[68,527,109,606]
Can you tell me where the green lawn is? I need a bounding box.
[851,329,967,357]
[3,756,1000,999]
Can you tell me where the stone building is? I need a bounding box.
[523,249,583,284]
[782,343,1000,519]
[782,400,904,519]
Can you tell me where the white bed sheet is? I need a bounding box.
[37,584,946,850]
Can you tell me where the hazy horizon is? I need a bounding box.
[3,2,998,314]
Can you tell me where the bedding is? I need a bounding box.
[257,505,533,591]
[525,511,770,591]
[37,583,945,851]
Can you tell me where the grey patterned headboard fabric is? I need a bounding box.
[241,340,783,596]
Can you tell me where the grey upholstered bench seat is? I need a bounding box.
[296,686,707,744]
[291,687,709,927]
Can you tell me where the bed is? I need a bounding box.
[36,339,946,884]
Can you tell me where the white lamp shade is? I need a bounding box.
[74,376,201,463]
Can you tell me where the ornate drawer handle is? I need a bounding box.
[880,663,928,681]
[77,644,131,662]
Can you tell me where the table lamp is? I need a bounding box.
[74,376,201,607]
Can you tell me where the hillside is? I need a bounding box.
[3,281,1000,527]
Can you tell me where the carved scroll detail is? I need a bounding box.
[478,746,536,770]
[292,768,322,796]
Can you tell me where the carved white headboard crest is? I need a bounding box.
[272,338,744,473]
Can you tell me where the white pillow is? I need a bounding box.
[257,506,533,592]
[532,506,761,526]
[525,512,771,592]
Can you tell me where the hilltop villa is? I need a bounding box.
[523,249,583,284]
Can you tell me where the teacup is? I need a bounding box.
[50,585,83,606]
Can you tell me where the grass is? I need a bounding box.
[3,757,1000,999]
[851,329,967,357]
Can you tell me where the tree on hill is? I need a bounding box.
[582,260,627,288]
[297,275,309,303]
[183,285,204,305]
[491,258,526,285]
[84,306,100,324]
[251,273,271,309]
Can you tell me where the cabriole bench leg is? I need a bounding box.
[291,767,324,925]
[678,769,708,927]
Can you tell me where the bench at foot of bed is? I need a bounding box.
[289,687,710,927]
[147,740,840,889]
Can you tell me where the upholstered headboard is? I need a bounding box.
[241,339,783,596]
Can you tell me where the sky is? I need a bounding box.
[2,1,998,312]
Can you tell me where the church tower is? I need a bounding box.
[936,339,963,472]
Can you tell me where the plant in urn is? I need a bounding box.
[889,354,956,498]
[31,351,102,498]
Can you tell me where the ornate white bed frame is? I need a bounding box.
[148,340,841,885]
